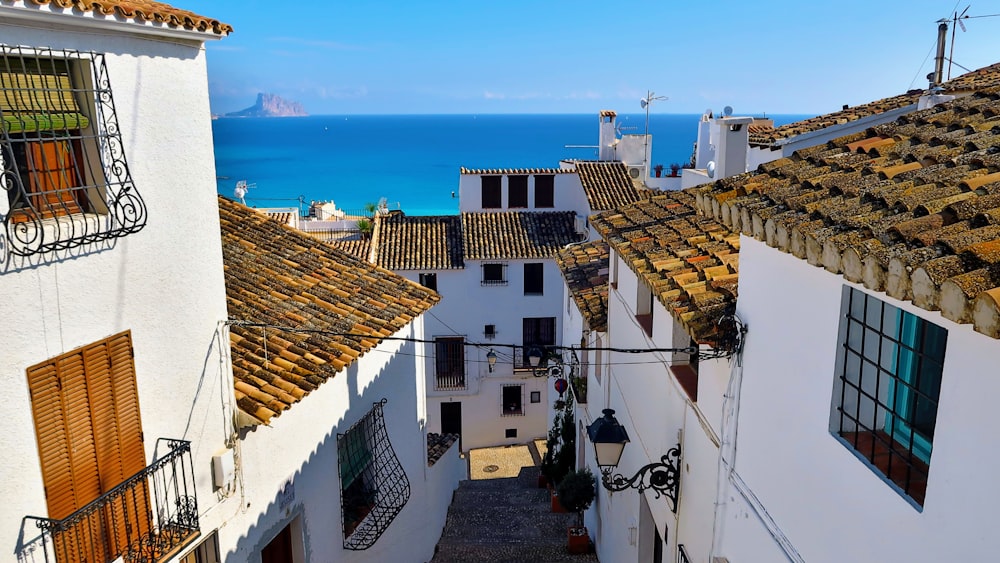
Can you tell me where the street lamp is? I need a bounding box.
[487,349,497,373]
[640,90,668,179]
[586,408,682,513]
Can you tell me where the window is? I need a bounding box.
[521,317,556,369]
[337,400,411,549]
[419,272,437,291]
[0,46,146,259]
[637,283,654,337]
[831,286,946,507]
[508,175,528,208]
[530,391,541,403]
[435,337,466,389]
[502,385,524,416]
[182,533,221,563]
[26,331,149,563]
[484,324,496,339]
[481,176,502,208]
[505,428,518,438]
[524,262,544,295]
[482,262,507,286]
[534,175,554,208]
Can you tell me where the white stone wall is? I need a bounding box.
[216,322,462,563]
[718,236,1000,562]
[0,18,232,560]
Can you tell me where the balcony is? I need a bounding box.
[435,373,466,390]
[22,439,199,563]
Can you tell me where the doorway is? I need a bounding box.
[441,402,462,437]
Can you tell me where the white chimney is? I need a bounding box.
[715,116,753,179]
[598,110,617,161]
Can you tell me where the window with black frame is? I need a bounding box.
[534,175,554,208]
[501,385,523,416]
[418,272,437,291]
[481,176,501,208]
[830,286,946,507]
[521,317,555,369]
[481,262,507,286]
[524,262,543,295]
[0,45,146,260]
[508,175,528,208]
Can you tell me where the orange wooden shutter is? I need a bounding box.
[26,330,148,562]
[27,139,83,218]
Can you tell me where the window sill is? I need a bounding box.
[635,313,653,337]
[5,212,106,252]
[838,430,928,507]
[481,281,508,287]
[501,411,525,417]
[669,364,698,402]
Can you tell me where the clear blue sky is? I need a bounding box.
[195,1,1000,116]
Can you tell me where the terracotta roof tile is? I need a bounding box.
[372,214,464,270]
[427,433,459,467]
[13,0,232,34]
[327,238,371,261]
[749,62,1000,147]
[591,191,739,344]
[575,161,645,211]
[556,241,609,332]
[460,167,570,175]
[219,197,439,424]
[462,211,580,260]
[697,88,1000,338]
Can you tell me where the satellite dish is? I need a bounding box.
[723,105,734,117]
[707,161,716,178]
[640,98,648,109]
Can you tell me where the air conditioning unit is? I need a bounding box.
[627,165,643,180]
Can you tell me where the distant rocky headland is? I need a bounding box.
[224,93,307,118]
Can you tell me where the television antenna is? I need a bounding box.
[640,90,668,176]
[947,5,970,80]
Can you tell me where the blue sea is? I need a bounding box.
[212,114,807,216]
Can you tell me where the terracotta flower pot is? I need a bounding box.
[549,485,568,513]
[567,526,589,554]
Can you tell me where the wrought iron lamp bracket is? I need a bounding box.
[600,444,681,513]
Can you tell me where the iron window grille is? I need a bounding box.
[434,337,466,389]
[337,399,410,550]
[518,317,556,369]
[481,262,507,286]
[0,45,146,263]
[831,286,946,507]
[501,384,524,416]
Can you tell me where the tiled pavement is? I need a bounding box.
[431,442,600,562]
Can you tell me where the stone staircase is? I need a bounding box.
[431,464,599,562]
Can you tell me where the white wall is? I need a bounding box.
[458,172,588,218]
[0,20,233,559]
[719,236,1000,562]
[217,322,463,563]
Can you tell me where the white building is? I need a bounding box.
[682,62,1000,189]
[215,198,463,562]
[0,3,461,562]
[567,81,1000,562]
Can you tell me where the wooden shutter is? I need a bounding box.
[26,330,149,562]
[27,139,83,218]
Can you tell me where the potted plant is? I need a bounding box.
[557,467,596,554]
[670,163,681,177]
[540,395,576,506]
[654,163,664,178]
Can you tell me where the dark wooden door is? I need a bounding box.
[261,524,293,563]
[440,402,462,438]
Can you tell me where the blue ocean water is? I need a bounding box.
[212,114,806,216]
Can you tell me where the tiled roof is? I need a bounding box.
[749,62,1000,147]
[13,0,233,34]
[327,238,371,261]
[694,88,1000,338]
[372,214,464,270]
[427,432,459,467]
[265,211,295,227]
[463,211,580,260]
[459,167,570,175]
[575,161,645,211]
[591,191,740,343]
[556,241,610,332]
[219,197,439,424]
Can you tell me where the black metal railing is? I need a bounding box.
[677,544,692,563]
[23,439,199,563]
[512,346,559,372]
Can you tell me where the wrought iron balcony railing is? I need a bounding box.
[434,372,466,390]
[23,438,199,563]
